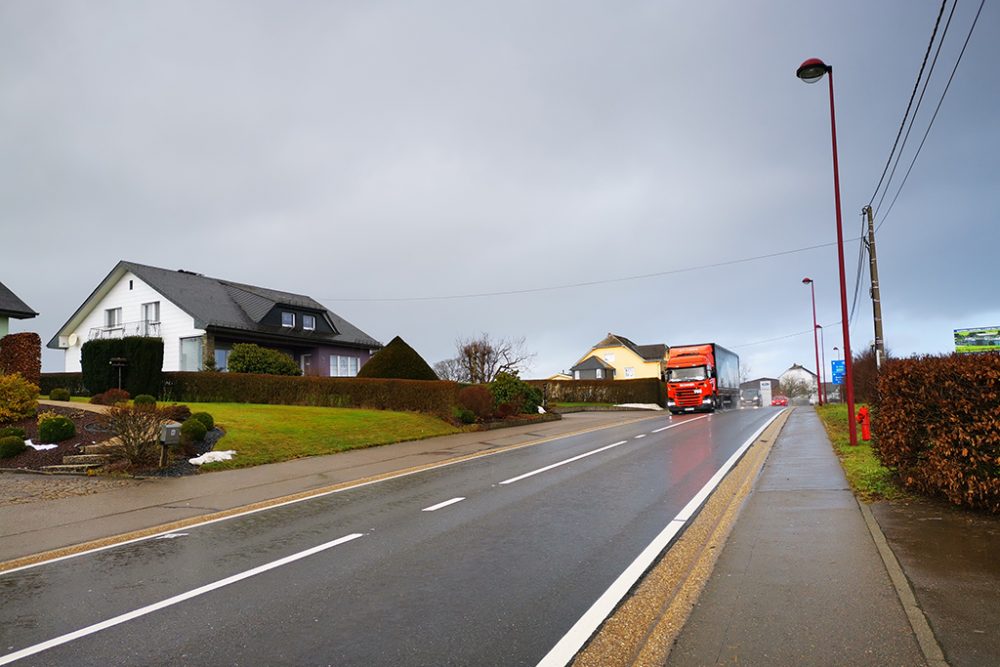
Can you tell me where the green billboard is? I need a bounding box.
[954,326,1000,353]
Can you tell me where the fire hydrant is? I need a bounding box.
[856,406,871,441]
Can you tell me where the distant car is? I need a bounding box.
[771,395,789,406]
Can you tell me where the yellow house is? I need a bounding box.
[570,333,668,380]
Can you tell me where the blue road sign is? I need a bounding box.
[831,359,845,385]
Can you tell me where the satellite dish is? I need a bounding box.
[67,333,78,347]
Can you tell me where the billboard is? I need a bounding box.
[954,326,1000,353]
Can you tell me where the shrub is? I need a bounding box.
[227,343,301,376]
[457,385,493,420]
[90,388,131,406]
[181,418,207,443]
[495,402,517,419]
[49,388,72,401]
[100,404,173,465]
[0,373,38,423]
[874,352,1000,513]
[164,372,460,416]
[133,394,157,407]
[452,407,476,424]
[356,336,437,380]
[37,412,76,443]
[81,337,164,397]
[162,403,192,422]
[39,373,87,397]
[0,332,41,386]
[0,436,27,459]
[191,411,214,431]
[0,426,27,439]
[490,372,542,414]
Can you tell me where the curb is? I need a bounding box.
[858,501,949,667]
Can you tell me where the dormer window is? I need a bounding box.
[281,312,295,328]
[303,314,316,331]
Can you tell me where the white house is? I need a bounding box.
[779,363,819,403]
[48,261,382,376]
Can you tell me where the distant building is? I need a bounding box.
[779,363,819,404]
[570,333,668,380]
[740,377,780,405]
[0,280,38,337]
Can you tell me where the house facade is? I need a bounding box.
[570,333,668,380]
[779,363,819,403]
[0,280,38,338]
[48,261,382,376]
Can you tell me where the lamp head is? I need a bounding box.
[802,277,813,284]
[796,58,829,84]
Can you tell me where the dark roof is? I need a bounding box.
[0,281,37,319]
[592,333,666,361]
[571,356,615,372]
[48,261,381,349]
[782,364,817,378]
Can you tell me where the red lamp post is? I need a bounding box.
[802,277,824,406]
[797,57,857,446]
[816,323,827,404]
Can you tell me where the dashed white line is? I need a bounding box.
[0,533,365,666]
[422,497,466,512]
[499,441,629,485]
[652,414,708,433]
[634,434,646,439]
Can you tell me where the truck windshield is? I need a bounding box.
[668,366,707,381]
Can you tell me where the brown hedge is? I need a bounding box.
[874,352,1000,513]
[163,372,460,416]
[0,332,41,386]
[526,378,666,407]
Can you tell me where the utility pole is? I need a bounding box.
[862,206,885,369]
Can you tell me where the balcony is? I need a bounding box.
[89,320,161,340]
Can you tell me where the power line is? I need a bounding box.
[323,237,861,302]
[867,0,949,208]
[877,0,987,232]
[733,321,842,349]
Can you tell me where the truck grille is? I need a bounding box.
[673,388,703,407]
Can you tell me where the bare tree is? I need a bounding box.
[779,376,812,400]
[740,362,752,384]
[455,333,535,384]
[433,358,466,382]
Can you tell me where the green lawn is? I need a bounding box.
[815,404,907,502]
[179,402,459,470]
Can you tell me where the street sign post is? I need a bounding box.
[831,360,845,385]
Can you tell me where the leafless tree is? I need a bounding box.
[740,362,752,383]
[455,333,535,384]
[779,376,812,400]
[433,358,466,382]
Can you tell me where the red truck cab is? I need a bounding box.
[665,343,739,414]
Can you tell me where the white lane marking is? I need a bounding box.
[634,435,646,439]
[651,415,708,433]
[535,409,787,667]
[498,441,628,485]
[421,497,465,512]
[153,533,188,540]
[0,533,364,666]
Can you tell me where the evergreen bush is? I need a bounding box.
[0,435,27,458]
[490,372,542,414]
[181,418,208,443]
[133,394,157,407]
[49,388,72,401]
[0,373,38,423]
[356,336,437,380]
[38,413,75,443]
[227,343,301,376]
[191,411,214,430]
[0,426,27,439]
[81,337,164,396]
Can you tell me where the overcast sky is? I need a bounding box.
[2,1,997,379]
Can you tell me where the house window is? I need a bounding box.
[180,336,203,371]
[596,369,603,379]
[625,367,635,378]
[300,354,312,375]
[330,355,360,377]
[281,312,295,328]
[105,308,122,328]
[141,302,160,336]
[303,314,316,331]
[603,353,615,363]
[214,348,231,371]
[574,370,580,380]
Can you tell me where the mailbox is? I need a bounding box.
[160,422,181,445]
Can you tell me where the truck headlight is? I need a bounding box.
[702,397,712,404]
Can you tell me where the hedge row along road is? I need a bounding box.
[0,407,783,666]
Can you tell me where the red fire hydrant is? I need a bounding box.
[856,406,871,441]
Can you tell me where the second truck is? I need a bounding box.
[664,343,740,414]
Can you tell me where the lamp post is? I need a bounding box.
[797,57,857,445]
[816,324,827,404]
[802,277,823,406]
[834,346,841,360]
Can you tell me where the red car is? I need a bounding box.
[771,395,789,406]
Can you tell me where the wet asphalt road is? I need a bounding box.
[1,408,780,666]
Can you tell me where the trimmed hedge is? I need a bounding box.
[874,353,1000,513]
[526,378,666,407]
[163,372,460,416]
[81,337,163,397]
[39,373,87,396]
[0,332,42,386]
[356,336,437,380]
[227,343,301,376]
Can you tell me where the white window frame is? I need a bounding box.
[180,336,203,371]
[625,367,635,378]
[330,355,360,377]
[105,307,122,328]
[596,369,603,379]
[303,314,316,331]
[603,353,615,363]
[281,312,295,328]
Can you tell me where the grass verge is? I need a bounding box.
[815,404,907,502]
[180,402,459,470]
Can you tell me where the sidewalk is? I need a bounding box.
[667,408,932,666]
[0,410,659,567]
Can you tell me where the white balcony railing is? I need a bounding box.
[89,320,161,340]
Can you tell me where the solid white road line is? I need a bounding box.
[0,533,364,666]
[498,442,628,485]
[422,497,466,512]
[535,409,786,667]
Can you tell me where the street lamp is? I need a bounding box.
[816,324,827,404]
[833,346,841,360]
[797,57,857,445]
[802,277,823,406]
